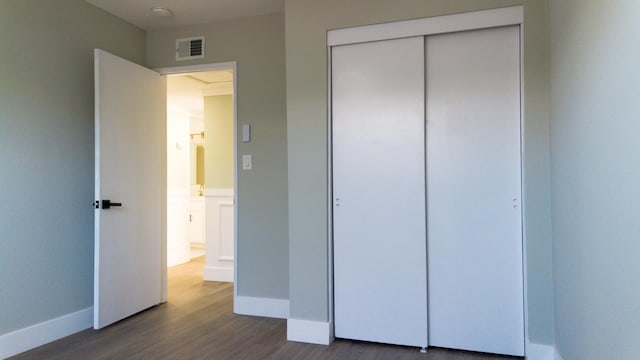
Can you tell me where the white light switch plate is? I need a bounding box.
[242,124,251,142]
[242,154,252,170]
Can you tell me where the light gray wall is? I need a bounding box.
[147,13,289,300]
[549,0,640,358]
[284,0,554,344]
[0,0,146,335]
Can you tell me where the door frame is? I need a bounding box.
[155,61,238,303]
[326,5,527,352]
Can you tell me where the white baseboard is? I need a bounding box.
[203,265,233,282]
[526,341,564,360]
[234,296,289,319]
[0,307,92,359]
[287,318,332,345]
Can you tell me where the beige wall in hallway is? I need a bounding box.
[204,95,234,189]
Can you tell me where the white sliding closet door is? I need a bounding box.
[332,37,427,348]
[426,26,524,356]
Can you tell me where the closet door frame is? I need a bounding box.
[327,4,526,352]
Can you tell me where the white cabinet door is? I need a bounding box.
[426,26,524,356]
[167,190,189,267]
[94,49,165,329]
[188,198,205,248]
[332,37,427,348]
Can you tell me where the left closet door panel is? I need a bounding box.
[332,37,427,347]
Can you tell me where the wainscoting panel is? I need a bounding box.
[204,188,234,282]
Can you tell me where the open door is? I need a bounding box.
[94,49,166,329]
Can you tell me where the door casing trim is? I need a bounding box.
[155,62,238,303]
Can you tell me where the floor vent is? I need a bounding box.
[176,36,205,61]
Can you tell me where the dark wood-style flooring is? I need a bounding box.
[11,257,520,359]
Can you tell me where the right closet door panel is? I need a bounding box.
[426,26,524,356]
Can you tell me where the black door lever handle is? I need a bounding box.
[101,200,122,209]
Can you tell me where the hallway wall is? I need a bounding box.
[204,95,234,189]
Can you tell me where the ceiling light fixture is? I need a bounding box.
[150,7,173,17]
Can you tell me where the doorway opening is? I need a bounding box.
[161,63,237,299]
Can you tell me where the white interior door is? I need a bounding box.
[332,37,427,347]
[426,26,524,356]
[94,49,166,329]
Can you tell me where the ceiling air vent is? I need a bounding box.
[176,36,205,61]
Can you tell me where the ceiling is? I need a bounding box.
[85,0,284,30]
[186,71,233,84]
[167,70,233,121]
